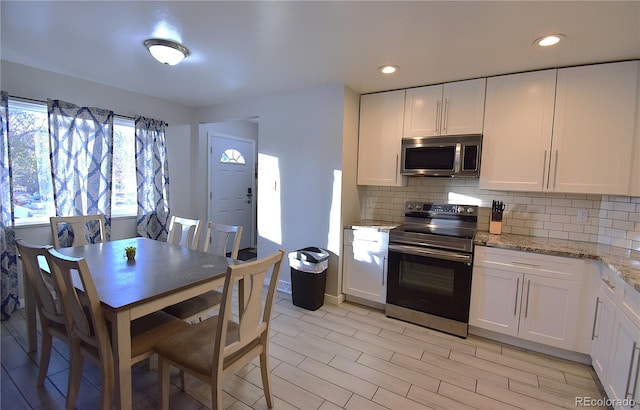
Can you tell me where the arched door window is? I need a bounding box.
[220,148,245,164]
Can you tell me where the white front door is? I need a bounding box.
[208,134,255,251]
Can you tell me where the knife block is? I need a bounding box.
[489,220,502,235]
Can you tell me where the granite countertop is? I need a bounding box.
[344,220,400,232]
[474,231,640,293]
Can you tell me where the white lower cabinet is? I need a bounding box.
[470,246,589,352]
[606,306,640,408]
[594,269,640,409]
[590,280,617,379]
[342,228,388,306]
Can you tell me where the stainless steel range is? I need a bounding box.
[386,202,478,338]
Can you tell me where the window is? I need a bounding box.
[7,98,137,223]
[112,117,137,216]
[220,148,245,164]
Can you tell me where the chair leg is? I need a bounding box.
[37,330,53,387]
[159,358,170,410]
[66,345,84,410]
[211,381,223,410]
[180,370,189,391]
[259,350,274,408]
[100,357,114,410]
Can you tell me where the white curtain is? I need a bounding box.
[0,91,18,320]
[135,116,170,240]
[48,99,113,246]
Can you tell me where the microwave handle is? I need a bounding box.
[453,143,461,172]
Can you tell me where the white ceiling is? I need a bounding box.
[2,1,639,109]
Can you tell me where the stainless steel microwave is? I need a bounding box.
[400,134,482,177]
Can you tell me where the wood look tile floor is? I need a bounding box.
[1,290,608,410]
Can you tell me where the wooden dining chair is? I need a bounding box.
[163,222,243,323]
[44,248,190,410]
[155,249,285,410]
[50,214,106,248]
[166,215,202,250]
[16,239,69,387]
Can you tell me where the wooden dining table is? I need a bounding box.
[26,237,237,410]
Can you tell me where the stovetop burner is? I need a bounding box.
[389,202,479,253]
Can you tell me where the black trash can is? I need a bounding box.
[289,247,330,311]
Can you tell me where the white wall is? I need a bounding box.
[195,85,350,295]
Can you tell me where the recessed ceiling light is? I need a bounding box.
[534,34,566,47]
[144,38,190,65]
[379,65,399,75]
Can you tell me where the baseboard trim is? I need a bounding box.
[468,325,592,365]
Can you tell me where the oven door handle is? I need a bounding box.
[388,244,472,264]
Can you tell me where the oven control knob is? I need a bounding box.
[407,204,414,210]
[466,207,474,213]
[416,204,422,210]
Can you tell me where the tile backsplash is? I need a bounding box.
[361,178,640,251]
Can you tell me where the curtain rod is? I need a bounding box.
[8,94,168,125]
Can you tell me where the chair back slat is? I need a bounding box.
[45,249,113,363]
[203,222,243,258]
[16,240,65,322]
[50,214,106,248]
[213,250,284,369]
[167,216,202,250]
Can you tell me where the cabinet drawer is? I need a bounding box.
[600,265,618,302]
[345,228,388,248]
[617,275,640,329]
[474,246,583,281]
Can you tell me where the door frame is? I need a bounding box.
[207,132,257,249]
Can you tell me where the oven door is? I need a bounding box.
[386,243,473,323]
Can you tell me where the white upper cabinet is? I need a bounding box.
[403,78,486,137]
[481,61,639,195]
[480,70,557,191]
[357,90,407,186]
[551,61,639,194]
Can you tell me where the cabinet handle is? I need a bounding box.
[602,277,615,291]
[511,261,540,269]
[382,256,387,286]
[542,150,547,189]
[443,98,449,134]
[625,342,640,400]
[591,297,602,340]
[435,100,441,134]
[394,154,399,183]
[553,150,559,189]
[524,279,531,318]
[514,277,520,316]
[633,346,640,404]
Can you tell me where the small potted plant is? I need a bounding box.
[124,246,137,260]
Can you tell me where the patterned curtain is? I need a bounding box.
[1,91,19,320]
[48,100,113,244]
[135,116,170,240]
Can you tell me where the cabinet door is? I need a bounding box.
[441,78,486,136]
[357,90,407,186]
[469,266,521,337]
[606,309,640,408]
[342,230,388,304]
[403,85,442,137]
[551,61,639,194]
[518,275,582,350]
[591,292,616,381]
[479,70,556,191]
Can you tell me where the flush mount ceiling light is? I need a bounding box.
[534,34,566,47]
[379,65,399,75]
[143,38,190,65]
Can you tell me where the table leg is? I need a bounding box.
[24,270,37,353]
[113,310,132,410]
